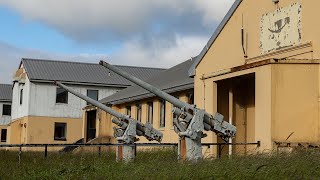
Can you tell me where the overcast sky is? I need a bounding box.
[0,0,235,84]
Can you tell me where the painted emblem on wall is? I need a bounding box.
[260,3,302,54]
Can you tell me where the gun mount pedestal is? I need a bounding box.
[178,136,202,161]
[116,145,135,162]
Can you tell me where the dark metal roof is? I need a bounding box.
[22,58,165,87]
[101,59,194,105]
[0,84,12,101]
[188,0,242,77]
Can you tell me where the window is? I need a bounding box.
[87,90,99,105]
[1,129,7,142]
[147,102,153,124]
[188,92,194,105]
[2,104,11,116]
[126,106,131,116]
[136,104,142,122]
[172,96,179,124]
[54,123,67,141]
[20,89,23,105]
[56,88,68,104]
[160,100,166,128]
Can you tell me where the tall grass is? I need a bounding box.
[0,149,320,179]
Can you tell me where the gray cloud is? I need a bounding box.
[0,0,235,84]
[0,0,234,44]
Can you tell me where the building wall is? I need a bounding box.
[271,64,319,143]
[0,102,12,125]
[7,116,82,146]
[195,0,320,154]
[195,0,320,77]
[28,82,121,119]
[11,78,30,120]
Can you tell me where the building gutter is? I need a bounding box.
[29,79,130,88]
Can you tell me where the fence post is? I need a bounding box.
[98,146,101,157]
[44,145,48,158]
[218,144,222,159]
[18,146,22,164]
[134,144,137,157]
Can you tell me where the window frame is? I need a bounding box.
[2,104,11,116]
[1,129,7,142]
[20,89,23,105]
[160,99,166,128]
[87,89,99,105]
[136,103,142,122]
[56,87,68,104]
[54,122,67,141]
[126,106,131,117]
[147,102,153,124]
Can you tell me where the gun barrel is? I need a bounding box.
[100,61,193,112]
[99,61,218,130]
[54,81,155,136]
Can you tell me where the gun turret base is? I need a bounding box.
[178,135,202,161]
[116,144,136,162]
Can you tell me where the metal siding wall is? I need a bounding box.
[0,102,11,125]
[28,82,122,118]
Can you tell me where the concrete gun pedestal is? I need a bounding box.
[116,144,136,162]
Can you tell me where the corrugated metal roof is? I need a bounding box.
[101,59,194,105]
[0,84,12,101]
[188,0,242,76]
[22,58,166,87]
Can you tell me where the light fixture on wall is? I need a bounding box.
[273,0,279,3]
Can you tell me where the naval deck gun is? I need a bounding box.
[99,60,236,160]
[54,81,163,161]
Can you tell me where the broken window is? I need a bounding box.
[54,123,67,141]
[136,104,142,122]
[126,106,131,116]
[56,88,68,104]
[87,90,99,105]
[160,100,166,128]
[2,104,11,116]
[147,102,153,124]
[1,129,7,142]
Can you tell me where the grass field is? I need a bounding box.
[0,149,320,179]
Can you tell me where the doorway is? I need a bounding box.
[216,73,255,156]
[86,110,97,142]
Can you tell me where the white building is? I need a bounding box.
[0,84,12,144]
[8,58,164,145]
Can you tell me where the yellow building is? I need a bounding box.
[83,0,320,157]
[188,0,320,155]
[8,58,164,148]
